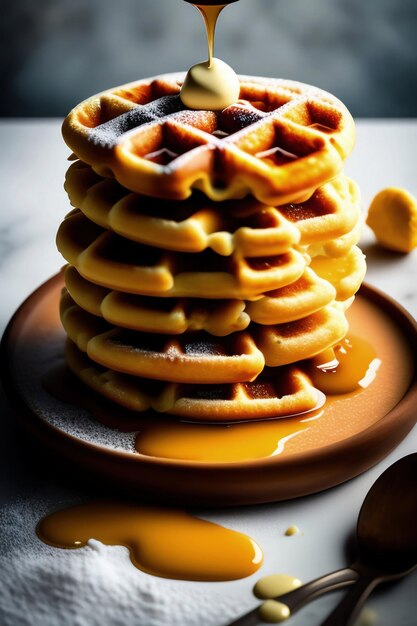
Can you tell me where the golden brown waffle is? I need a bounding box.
[61,291,347,382]
[65,339,321,420]
[64,269,250,335]
[245,268,337,325]
[62,73,355,204]
[65,161,360,257]
[65,161,300,256]
[310,246,366,301]
[61,292,264,383]
[253,307,348,367]
[56,211,308,299]
[64,259,359,332]
[278,176,361,247]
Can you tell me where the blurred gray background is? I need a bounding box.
[2,0,417,117]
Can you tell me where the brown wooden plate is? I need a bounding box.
[1,272,416,506]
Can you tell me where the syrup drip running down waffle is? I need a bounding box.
[57,73,364,421]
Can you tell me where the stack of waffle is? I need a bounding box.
[57,73,365,421]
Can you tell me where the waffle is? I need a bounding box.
[61,292,347,383]
[61,292,264,383]
[253,306,348,367]
[64,268,250,335]
[65,161,300,256]
[64,252,360,334]
[65,339,321,421]
[62,73,355,204]
[279,177,361,248]
[65,161,360,257]
[245,268,337,325]
[56,211,308,299]
[57,73,365,423]
[310,245,366,302]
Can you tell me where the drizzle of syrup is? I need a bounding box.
[180,2,240,110]
[196,4,226,68]
[184,0,240,63]
[37,500,263,581]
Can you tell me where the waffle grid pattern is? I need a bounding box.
[62,74,356,204]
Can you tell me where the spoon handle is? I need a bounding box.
[279,566,359,612]
[224,567,359,626]
[318,569,379,626]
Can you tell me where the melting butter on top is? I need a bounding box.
[180,4,240,110]
[37,500,263,582]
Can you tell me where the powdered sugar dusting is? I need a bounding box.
[11,330,135,452]
[84,73,347,151]
[89,95,185,148]
[0,497,251,626]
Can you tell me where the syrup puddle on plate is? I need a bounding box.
[42,364,324,462]
[42,292,414,464]
[309,335,381,395]
[42,331,383,463]
[134,407,322,462]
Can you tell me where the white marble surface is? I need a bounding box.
[0,120,416,626]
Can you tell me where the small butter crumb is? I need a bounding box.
[259,600,290,624]
[366,187,417,253]
[284,525,300,536]
[355,607,377,626]
[253,574,302,600]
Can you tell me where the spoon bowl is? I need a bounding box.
[320,453,417,626]
[357,453,417,573]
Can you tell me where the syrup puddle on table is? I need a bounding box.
[37,499,263,582]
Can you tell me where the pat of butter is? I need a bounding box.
[366,187,417,253]
[254,574,302,599]
[259,600,290,623]
[284,525,300,536]
[180,58,240,110]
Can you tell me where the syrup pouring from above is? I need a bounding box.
[181,1,241,110]
[227,453,417,626]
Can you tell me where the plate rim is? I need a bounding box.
[1,272,417,503]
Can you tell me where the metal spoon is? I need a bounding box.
[226,453,417,626]
[319,452,417,626]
